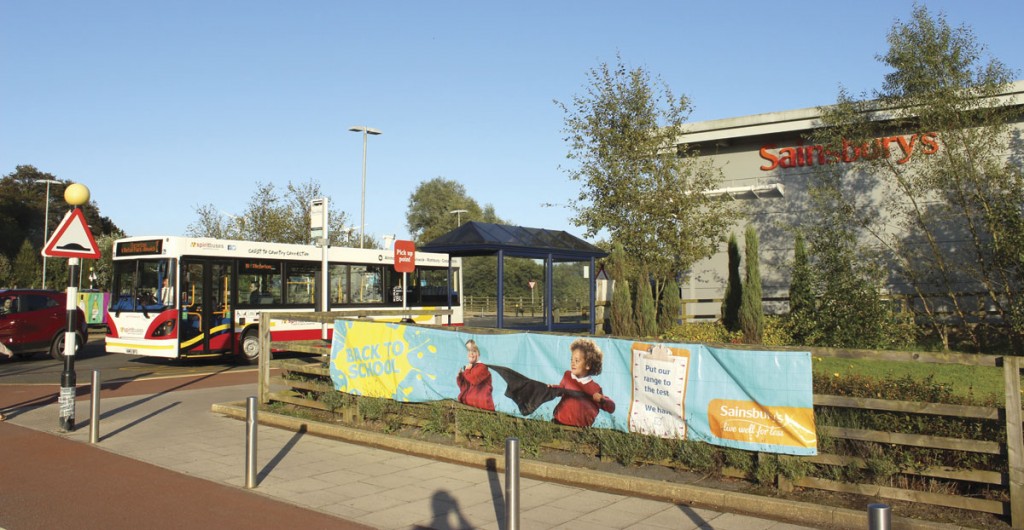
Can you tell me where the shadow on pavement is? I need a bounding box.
[258,424,307,484]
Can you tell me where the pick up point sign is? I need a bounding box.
[394,240,415,273]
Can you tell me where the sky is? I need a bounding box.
[2,1,1022,245]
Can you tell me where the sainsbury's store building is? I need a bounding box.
[673,81,1024,320]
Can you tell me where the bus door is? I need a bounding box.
[180,259,235,355]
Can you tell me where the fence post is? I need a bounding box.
[258,314,271,404]
[1003,356,1023,529]
[505,437,520,530]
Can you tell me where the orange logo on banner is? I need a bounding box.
[708,399,817,448]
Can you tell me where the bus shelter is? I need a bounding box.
[420,222,608,334]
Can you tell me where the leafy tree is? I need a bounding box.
[0,165,120,271]
[0,253,10,287]
[721,233,742,331]
[739,226,763,344]
[800,176,912,349]
[557,54,738,293]
[188,180,353,246]
[406,177,505,245]
[634,270,658,338]
[811,5,1023,351]
[88,231,126,291]
[12,239,38,288]
[658,277,682,333]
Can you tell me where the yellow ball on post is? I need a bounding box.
[64,183,90,206]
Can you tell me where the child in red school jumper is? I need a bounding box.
[457,339,495,411]
[550,338,615,427]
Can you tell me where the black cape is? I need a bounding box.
[489,365,588,416]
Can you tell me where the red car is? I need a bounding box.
[0,289,88,361]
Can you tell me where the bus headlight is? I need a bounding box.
[152,319,176,338]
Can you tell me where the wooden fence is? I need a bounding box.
[256,312,1024,528]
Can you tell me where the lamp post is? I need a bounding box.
[34,179,62,289]
[348,126,382,248]
[449,209,468,226]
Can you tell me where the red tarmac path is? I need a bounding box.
[0,371,374,530]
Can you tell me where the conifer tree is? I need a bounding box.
[635,271,658,337]
[610,278,636,336]
[739,226,763,343]
[721,233,742,331]
[12,239,39,288]
[658,277,682,333]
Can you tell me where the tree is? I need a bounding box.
[606,242,636,336]
[558,54,739,291]
[610,278,636,337]
[739,226,763,343]
[658,277,682,333]
[721,233,742,331]
[811,5,1024,351]
[0,165,121,271]
[188,180,353,246]
[789,233,813,315]
[0,253,10,288]
[406,177,505,245]
[634,270,658,338]
[12,239,38,288]
[787,232,814,344]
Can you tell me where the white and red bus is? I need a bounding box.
[105,236,462,362]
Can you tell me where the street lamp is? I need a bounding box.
[449,209,468,226]
[34,179,62,289]
[348,125,382,248]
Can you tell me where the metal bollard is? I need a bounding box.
[245,396,258,488]
[505,437,520,530]
[868,503,891,530]
[89,370,100,444]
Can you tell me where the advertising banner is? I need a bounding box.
[329,320,817,455]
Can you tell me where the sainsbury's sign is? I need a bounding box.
[759,132,939,171]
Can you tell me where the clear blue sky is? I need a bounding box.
[2,1,1021,243]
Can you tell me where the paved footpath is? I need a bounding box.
[1,370,828,530]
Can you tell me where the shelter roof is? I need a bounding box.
[419,222,607,260]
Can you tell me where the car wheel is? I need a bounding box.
[49,332,83,361]
[50,333,67,361]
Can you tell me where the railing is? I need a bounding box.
[254,312,1024,528]
[255,308,453,405]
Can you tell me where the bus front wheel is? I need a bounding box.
[241,329,262,364]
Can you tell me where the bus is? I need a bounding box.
[105,236,463,362]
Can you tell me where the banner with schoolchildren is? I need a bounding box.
[329,320,817,456]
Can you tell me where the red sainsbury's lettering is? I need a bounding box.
[759,132,940,171]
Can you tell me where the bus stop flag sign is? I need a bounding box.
[43,208,101,259]
[394,240,415,273]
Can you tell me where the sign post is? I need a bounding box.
[42,183,101,432]
[394,240,416,318]
[311,198,329,340]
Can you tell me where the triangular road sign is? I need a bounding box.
[42,208,101,259]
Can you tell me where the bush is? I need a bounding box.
[662,321,741,344]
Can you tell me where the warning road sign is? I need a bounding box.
[42,208,101,259]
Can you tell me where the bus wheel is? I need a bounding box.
[241,330,261,364]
